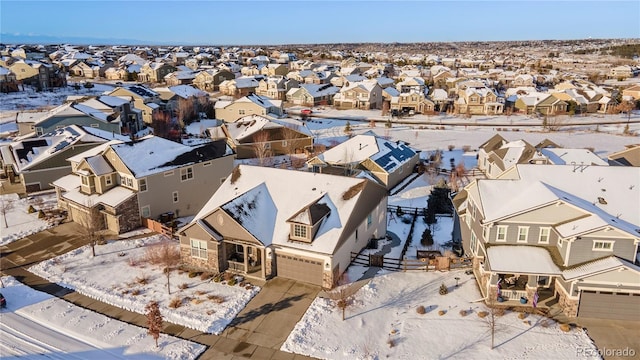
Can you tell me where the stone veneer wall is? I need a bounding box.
[179,242,222,273]
[556,286,579,317]
[112,196,141,233]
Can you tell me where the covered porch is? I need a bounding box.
[223,241,267,280]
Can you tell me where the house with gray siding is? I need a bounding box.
[453,164,640,320]
[52,135,236,234]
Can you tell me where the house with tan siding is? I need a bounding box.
[214,93,284,123]
[333,80,383,110]
[178,165,388,288]
[453,164,640,320]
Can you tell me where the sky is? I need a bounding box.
[1,1,639,45]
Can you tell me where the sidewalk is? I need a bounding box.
[0,223,318,360]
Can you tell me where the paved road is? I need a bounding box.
[1,223,318,360]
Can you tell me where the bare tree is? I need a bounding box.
[145,238,181,294]
[482,295,504,350]
[177,98,196,129]
[145,301,163,347]
[251,131,273,166]
[617,100,635,133]
[77,202,103,257]
[281,125,304,162]
[0,197,15,228]
[327,273,359,321]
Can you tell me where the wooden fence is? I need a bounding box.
[141,217,175,239]
[351,252,472,272]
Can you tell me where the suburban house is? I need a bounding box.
[177,164,388,288]
[333,80,383,110]
[221,115,313,159]
[137,62,177,84]
[286,83,339,107]
[0,66,19,93]
[477,134,607,179]
[0,125,128,192]
[152,85,207,115]
[214,93,284,123]
[260,64,289,77]
[108,85,161,125]
[164,69,197,86]
[307,133,420,190]
[52,135,236,234]
[192,69,235,92]
[455,83,503,115]
[607,144,640,166]
[8,59,66,90]
[219,77,260,97]
[390,91,435,115]
[76,95,145,136]
[256,76,299,101]
[514,93,568,115]
[30,102,125,136]
[622,85,640,101]
[453,164,640,320]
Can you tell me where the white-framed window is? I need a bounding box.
[164,170,174,177]
[482,226,489,241]
[470,202,476,220]
[141,205,150,218]
[81,175,89,186]
[558,238,564,248]
[282,140,287,147]
[105,174,112,186]
[180,167,193,181]
[593,240,614,251]
[366,212,373,229]
[202,161,211,167]
[496,225,507,242]
[465,212,471,227]
[190,239,207,259]
[90,124,99,128]
[126,177,133,188]
[239,109,245,115]
[139,178,147,192]
[470,231,477,254]
[538,227,550,244]
[517,226,529,243]
[172,191,179,203]
[293,224,307,239]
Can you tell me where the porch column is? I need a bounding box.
[242,244,248,273]
[261,248,266,279]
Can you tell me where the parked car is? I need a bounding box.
[0,293,6,308]
[301,109,313,115]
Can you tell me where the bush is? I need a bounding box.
[227,278,237,286]
[169,297,182,309]
[518,312,527,319]
[200,272,213,281]
[416,305,426,314]
[459,310,468,317]
[178,283,189,290]
[438,310,446,316]
[135,275,149,285]
[477,311,489,318]
[439,283,448,295]
[190,298,204,305]
[223,272,234,281]
[208,295,225,304]
[28,205,36,213]
[195,290,207,296]
[188,271,198,278]
[213,273,222,282]
[38,210,46,219]
[131,289,141,296]
[421,228,434,246]
[559,323,571,332]
[540,319,551,328]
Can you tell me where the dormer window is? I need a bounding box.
[292,224,308,239]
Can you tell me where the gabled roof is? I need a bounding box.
[187,165,387,254]
[563,256,640,280]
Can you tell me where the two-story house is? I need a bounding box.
[192,69,235,92]
[256,76,299,101]
[108,85,161,125]
[333,80,383,110]
[389,91,435,115]
[214,93,284,123]
[286,83,339,107]
[177,165,388,288]
[137,62,177,84]
[52,135,236,234]
[453,164,640,320]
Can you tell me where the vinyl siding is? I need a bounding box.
[566,236,637,266]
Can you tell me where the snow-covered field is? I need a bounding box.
[0,83,115,112]
[281,270,599,360]
[0,192,58,246]
[0,276,205,359]
[29,234,260,334]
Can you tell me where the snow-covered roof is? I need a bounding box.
[540,148,608,166]
[85,155,114,176]
[487,246,561,275]
[110,136,231,178]
[189,165,384,254]
[563,256,640,280]
[63,185,136,208]
[168,85,206,99]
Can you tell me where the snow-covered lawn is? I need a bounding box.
[28,234,260,334]
[282,270,599,360]
[0,192,58,246]
[0,276,205,359]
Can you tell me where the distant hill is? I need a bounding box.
[0,33,160,46]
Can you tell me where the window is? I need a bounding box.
[517,226,529,243]
[190,239,207,259]
[239,109,245,115]
[496,226,507,242]
[470,232,477,253]
[105,174,112,186]
[483,226,489,241]
[538,227,550,244]
[367,213,373,229]
[126,177,133,188]
[90,124,100,128]
[202,161,211,167]
[172,191,179,203]
[282,140,287,147]
[180,167,194,181]
[293,224,307,238]
[141,205,150,218]
[465,213,471,227]
[558,238,564,248]
[593,241,614,251]
[81,176,89,185]
[139,178,147,192]
[164,170,174,177]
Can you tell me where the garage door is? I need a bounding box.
[276,253,323,286]
[578,290,640,320]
